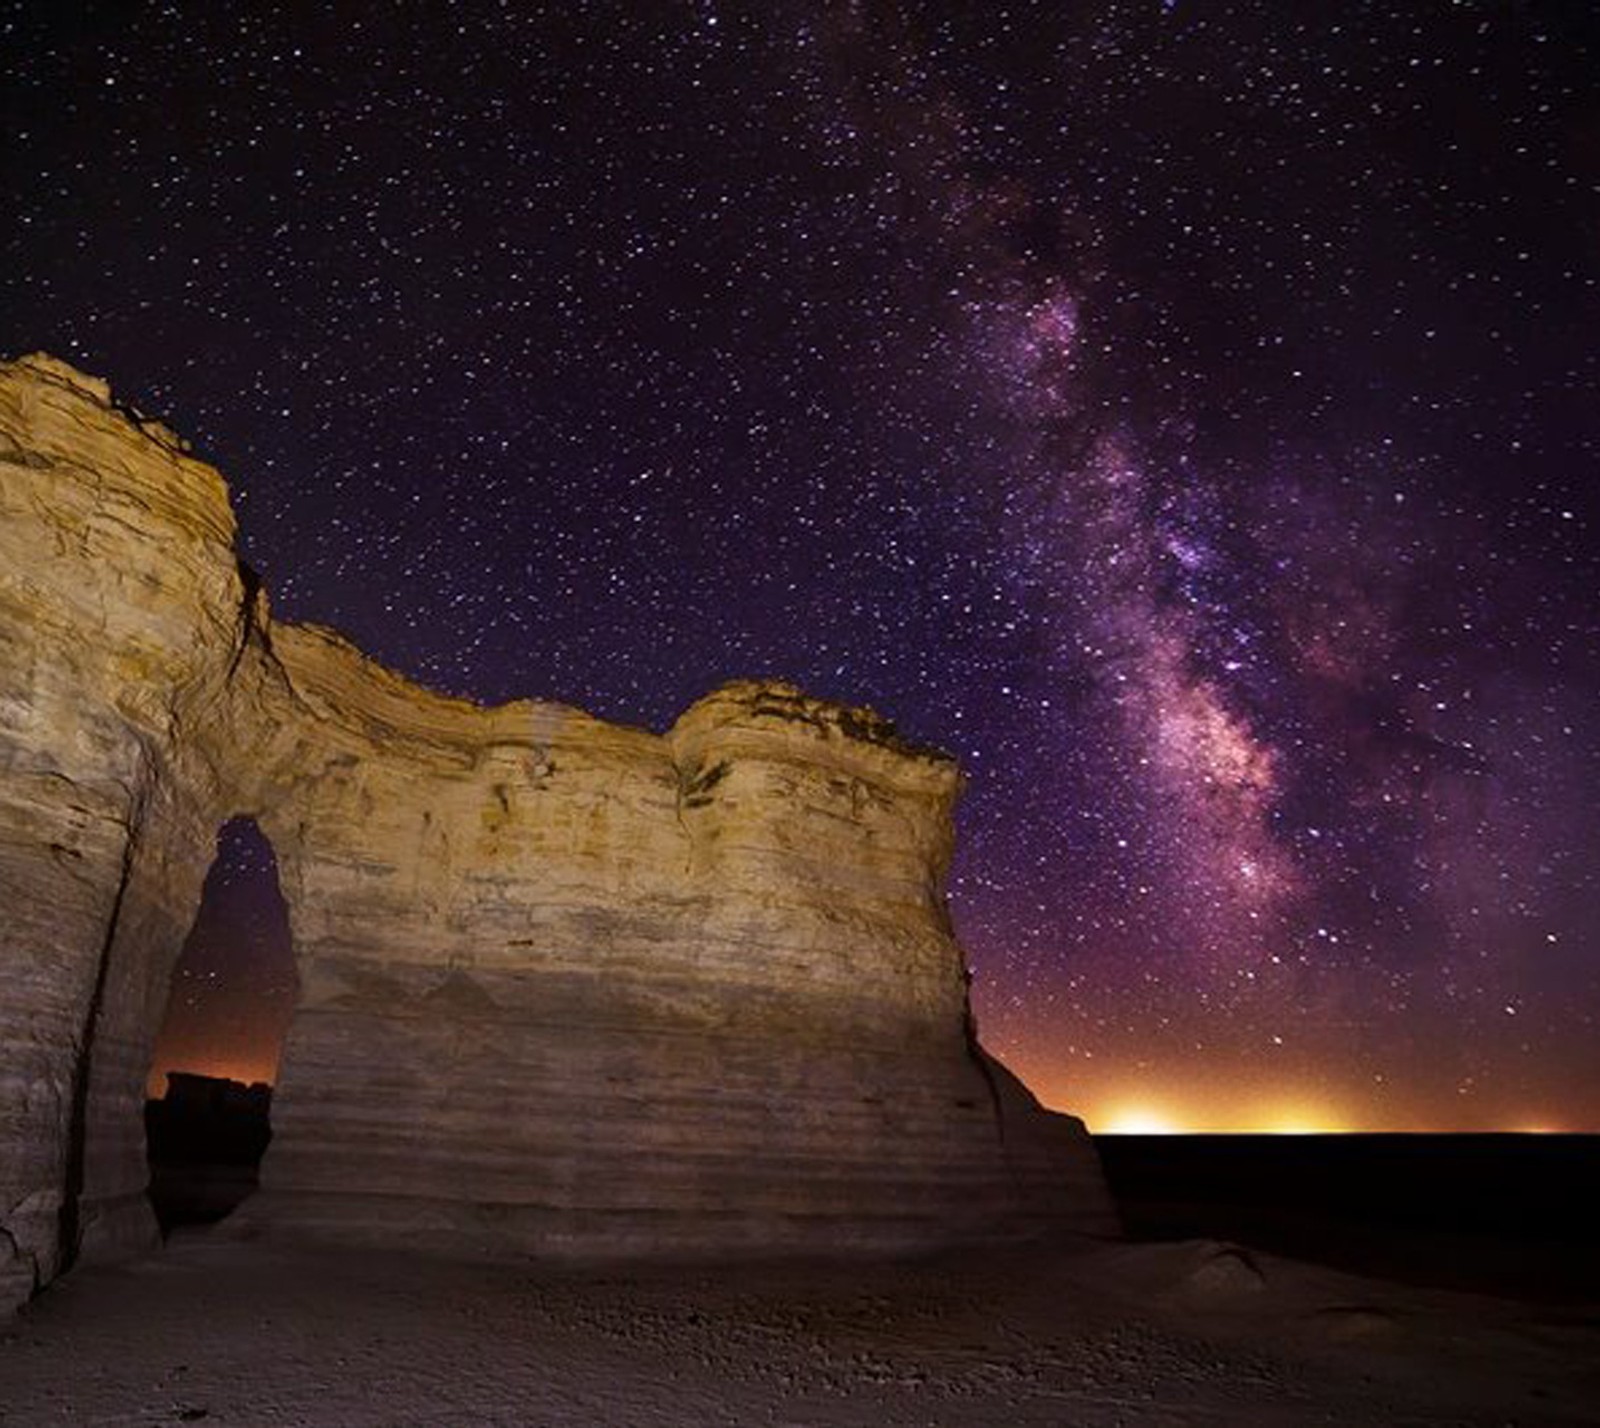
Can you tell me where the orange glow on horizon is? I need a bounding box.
[1249,1117,1346,1136]
[1078,1084,1355,1135]
[146,1057,278,1099]
[1011,1046,1590,1133]
[1061,1083,1573,1134]
[1096,1106,1185,1135]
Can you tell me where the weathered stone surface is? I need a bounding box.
[0,353,1114,1310]
[0,355,250,1297]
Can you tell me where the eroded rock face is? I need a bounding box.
[0,354,1113,1310]
[0,356,251,1302]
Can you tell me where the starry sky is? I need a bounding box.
[6,3,1597,1129]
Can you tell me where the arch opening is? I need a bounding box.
[144,818,297,1233]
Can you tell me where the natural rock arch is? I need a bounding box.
[0,354,1113,1313]
[147,815,295,1100]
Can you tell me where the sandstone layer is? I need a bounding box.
[0,353,1113,1312]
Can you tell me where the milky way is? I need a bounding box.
[5,3,1597,1129]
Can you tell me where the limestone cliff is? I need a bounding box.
[0,354,1113,1311]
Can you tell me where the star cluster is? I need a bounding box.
[6,3,1597,1129]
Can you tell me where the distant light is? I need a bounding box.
[1099,1107,1182,1134]
[1251,1102,1346,1135]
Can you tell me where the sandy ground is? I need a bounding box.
[2,1231,1597,1426]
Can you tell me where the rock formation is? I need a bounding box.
[0,353,1114,1312]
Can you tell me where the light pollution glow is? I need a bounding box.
[1063,1087,1567,1135]
[1094,1103,1351,1136]
[146,1045,282,1099]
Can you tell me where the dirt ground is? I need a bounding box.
[2,1229,1596,1426]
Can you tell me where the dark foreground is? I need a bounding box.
[0,1124,1592,1424]
[145,1107,1600,1306]
[1100,1133,1600,1304]
[3,1229,1598,1425]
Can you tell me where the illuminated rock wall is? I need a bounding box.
[0,354,1113,1311]
[0,355,248,1303]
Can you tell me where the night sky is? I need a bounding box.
[6,3,1597,1130]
